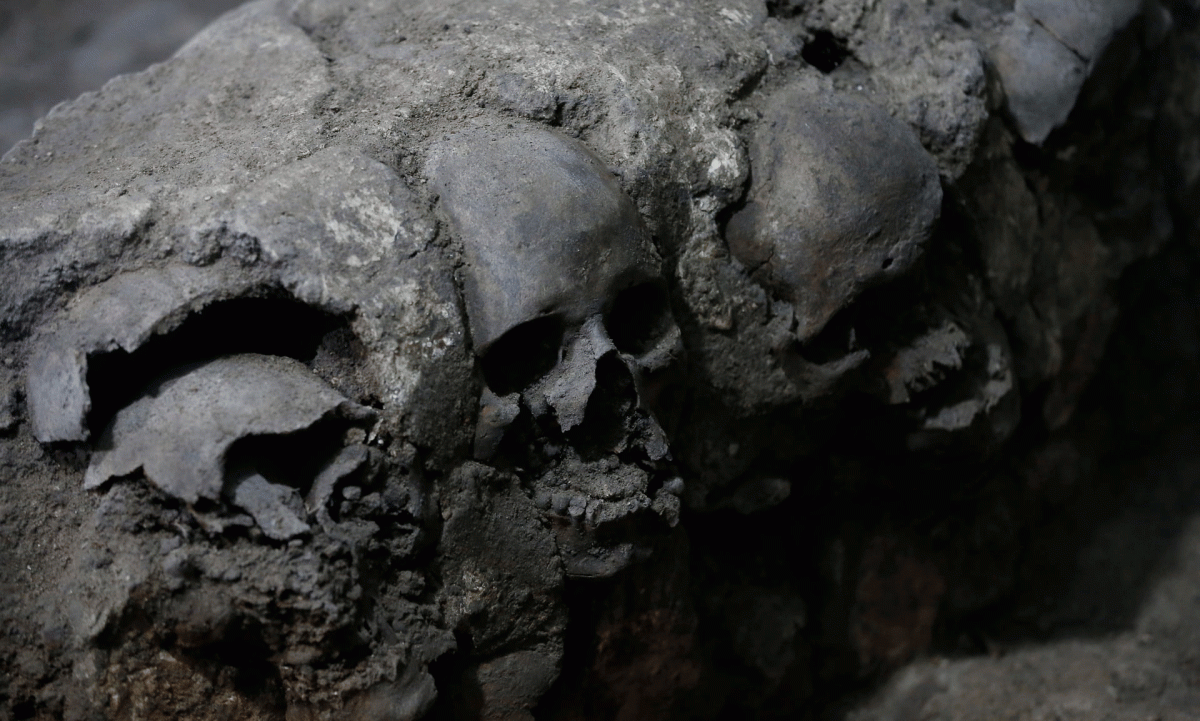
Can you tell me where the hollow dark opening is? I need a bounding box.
[85,295,346,438]
[570,353,637,460]
[796,309,859,366]
[801,30,850,73]
[203,618,286,708]
[478,314,564,396]
[10,698,33,720]
[426,630,484,720]
[607,281,673,356]
[223,415,358,497]
[764,0,804,18]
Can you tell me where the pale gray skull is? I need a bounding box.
[427,123,680,461]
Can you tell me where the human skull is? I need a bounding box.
[427,123,684,576]
[726,85,943,345]
[427,124,681,462]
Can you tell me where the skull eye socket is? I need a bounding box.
[479,315,565,395]
[606,281,673,356]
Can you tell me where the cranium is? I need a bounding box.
[726,85,942,346]
[427,123,680,461]
[427,123,684,576]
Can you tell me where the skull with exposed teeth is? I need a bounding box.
[427,123,685,574]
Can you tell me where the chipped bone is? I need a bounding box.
[994,0,1144,144]
[84,353,374,505]
[230,471,311,541]
[305,443,372,518]
[26,265,256,443]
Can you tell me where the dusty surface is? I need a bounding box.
[0,0,1197,719]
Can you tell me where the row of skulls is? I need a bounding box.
[32,88,940,544]
[19,78,944,718]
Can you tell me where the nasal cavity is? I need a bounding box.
[570,353,637,458]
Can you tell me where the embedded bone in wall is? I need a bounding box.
[0,0,1196,719]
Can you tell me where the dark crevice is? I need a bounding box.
[764,0,805,18]
[10,698,34,720]
[731,62,769,102]
[715,193,749,243]
[426,631,484,720]
[1011,136,1049,169]
[795,315,859,366]
[801,31,851,73]
[192,619,286,710]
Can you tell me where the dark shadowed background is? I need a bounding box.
[0,0,243,153]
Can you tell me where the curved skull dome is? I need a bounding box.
[726,87,943,342]
[427,124,661,353]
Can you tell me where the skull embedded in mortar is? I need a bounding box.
[18,144,479,718]
[427,123,685,576]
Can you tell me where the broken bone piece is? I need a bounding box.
[991,14,1090,146]
[26,265,256,443]
[473,388,521,461]
[304,443,372,518]
[726,87,942,343]
[230,471,311,541]
[84,353,374,505]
